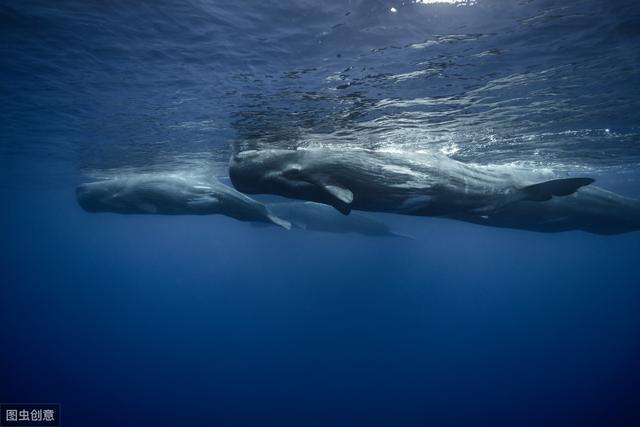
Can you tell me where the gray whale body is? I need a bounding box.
[267,201,412,238]
[451,185,640,235]
[230,148,640,234]
[76,173,291,229]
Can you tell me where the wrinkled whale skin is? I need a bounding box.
[230,148,639,234]
[76,174,291,228]
[452,185,640,235]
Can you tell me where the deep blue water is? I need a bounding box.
[2,1,640,426]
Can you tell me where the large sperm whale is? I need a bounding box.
[76,173,291,229]
[229,148,640,234]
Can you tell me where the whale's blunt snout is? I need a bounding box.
[229,151,264,194]
[76,184,93,212]
[76,183,104,212]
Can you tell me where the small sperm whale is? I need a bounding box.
[76,173,291,229]
[266,201,413,238]
[229,148,640,234]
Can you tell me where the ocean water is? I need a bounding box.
[1,1,640,426]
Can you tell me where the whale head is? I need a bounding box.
[230,149,354,214]
[229,149,310,195]
[76,180,133,213]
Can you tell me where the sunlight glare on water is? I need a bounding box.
[1,0,639,189]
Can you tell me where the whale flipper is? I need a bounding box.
[283,167,353,215]
[521,177,595,202]
[266,213,292,230]
[328,198,352,215]
[324,185,353,204]
[391,232,416,240]
[322,185,353,215]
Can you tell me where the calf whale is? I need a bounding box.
[266,201,412,238]
[76,173,291,229]
[229,148,640,234]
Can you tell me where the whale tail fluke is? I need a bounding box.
[473,177,597,216]
[521,177,595,202]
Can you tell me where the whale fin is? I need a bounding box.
[471,177,595,217]
[322,185,353,215]
[289,169,353,212]
[391,232,416,241]
[520,177,594,202]
[328,198,352,215]
[324,185,353,204]
[283,167,354,215]
[267,213,292,230]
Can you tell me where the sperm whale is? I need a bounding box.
[229,148,640,234]
[76,173,291,229]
